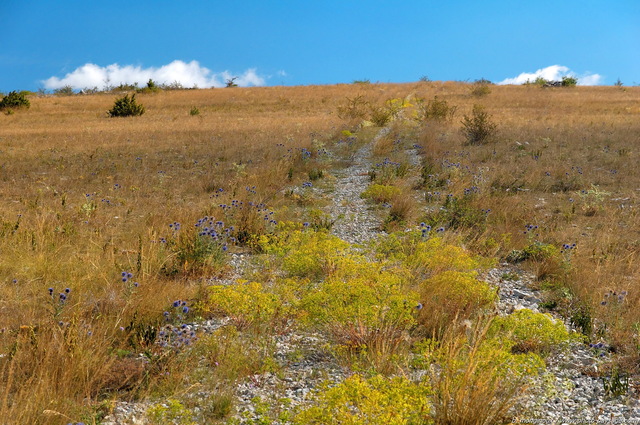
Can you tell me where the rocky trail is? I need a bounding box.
[103,126,640,425]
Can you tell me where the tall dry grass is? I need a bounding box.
[0,84,417,423]
[410,83,640,367]
[1,81,639,420]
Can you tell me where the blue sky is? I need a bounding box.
[1,0,638,91]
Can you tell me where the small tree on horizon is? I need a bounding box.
[108,94,145,117]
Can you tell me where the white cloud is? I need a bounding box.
[498,65,602,86]
[42,60,266,89]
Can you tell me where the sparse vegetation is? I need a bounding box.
[0,90,30,110]
[53,85,75,96]
[460,104,497,145]
[1,81,640,423]
[107,93,145,117]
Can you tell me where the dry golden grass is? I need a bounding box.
[1,81,640,421]
[0,83,421,423]
[409,83,640,366]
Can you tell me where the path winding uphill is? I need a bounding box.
[103,123,640,425]
[328,127,389,245]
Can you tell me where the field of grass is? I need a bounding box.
[0,82,639,424]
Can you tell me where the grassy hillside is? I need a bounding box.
[0,82,639,423]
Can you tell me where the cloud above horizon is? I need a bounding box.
[42,60,266,89]
[498,65,602,86]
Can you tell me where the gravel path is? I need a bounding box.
[328,127,389,244]
[485,267,640,423]
[102,124,640,424]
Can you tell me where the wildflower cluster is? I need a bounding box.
[214,190,278,241]
[523,224,539,235]
[155,300,197,350]
[47,286,71,318]
[369,158,407,183]
[194,216,235,251]
[300,147,312,160]
[120,271,139,296]
[600,290,628,306]
[419,222,432,238]
[49,286,71,304]
[157,323,197,351]
[462,186,479,196]
[589,342,608,357]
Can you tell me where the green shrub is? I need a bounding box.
[147,399,195,425]
[361,184,401,203]
[259,229,350,279]
[416,95,457,121]
[488,308,580,354]
[136,79,161,94]
[308,168,324,181]
[337,95,370,120]
[533,76,550,86]
[561,76,578,87]
[189,106,200,116]
[205,281,292,331]
[0,91,30,110]
[423,195,488,231]
[53,85,75,96]
[418,271,497,335]
[422,319,545,425]
[113,82,139,92]
[107,94,145,117]
[470,82,491,97]
[460,104,497,145]
[294,374,431,424]
[369,106,392,126]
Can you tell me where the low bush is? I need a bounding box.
[488,308,580,354]
[461,104,497,145]
[0,91,30,110]
[369,105,392,126]
[422,319,545,425]
[470,82,491,97]
[361,184,401,203]
[54,85,75,96]
[301,259,418,372]
[294,374,431,424]
[418,271,498,335]
[337,95,370,120]
[137,79,161,94]
[108,93,145,117]
[204,281,292,332]
[259,228,350,279]
[416,95,457,121]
